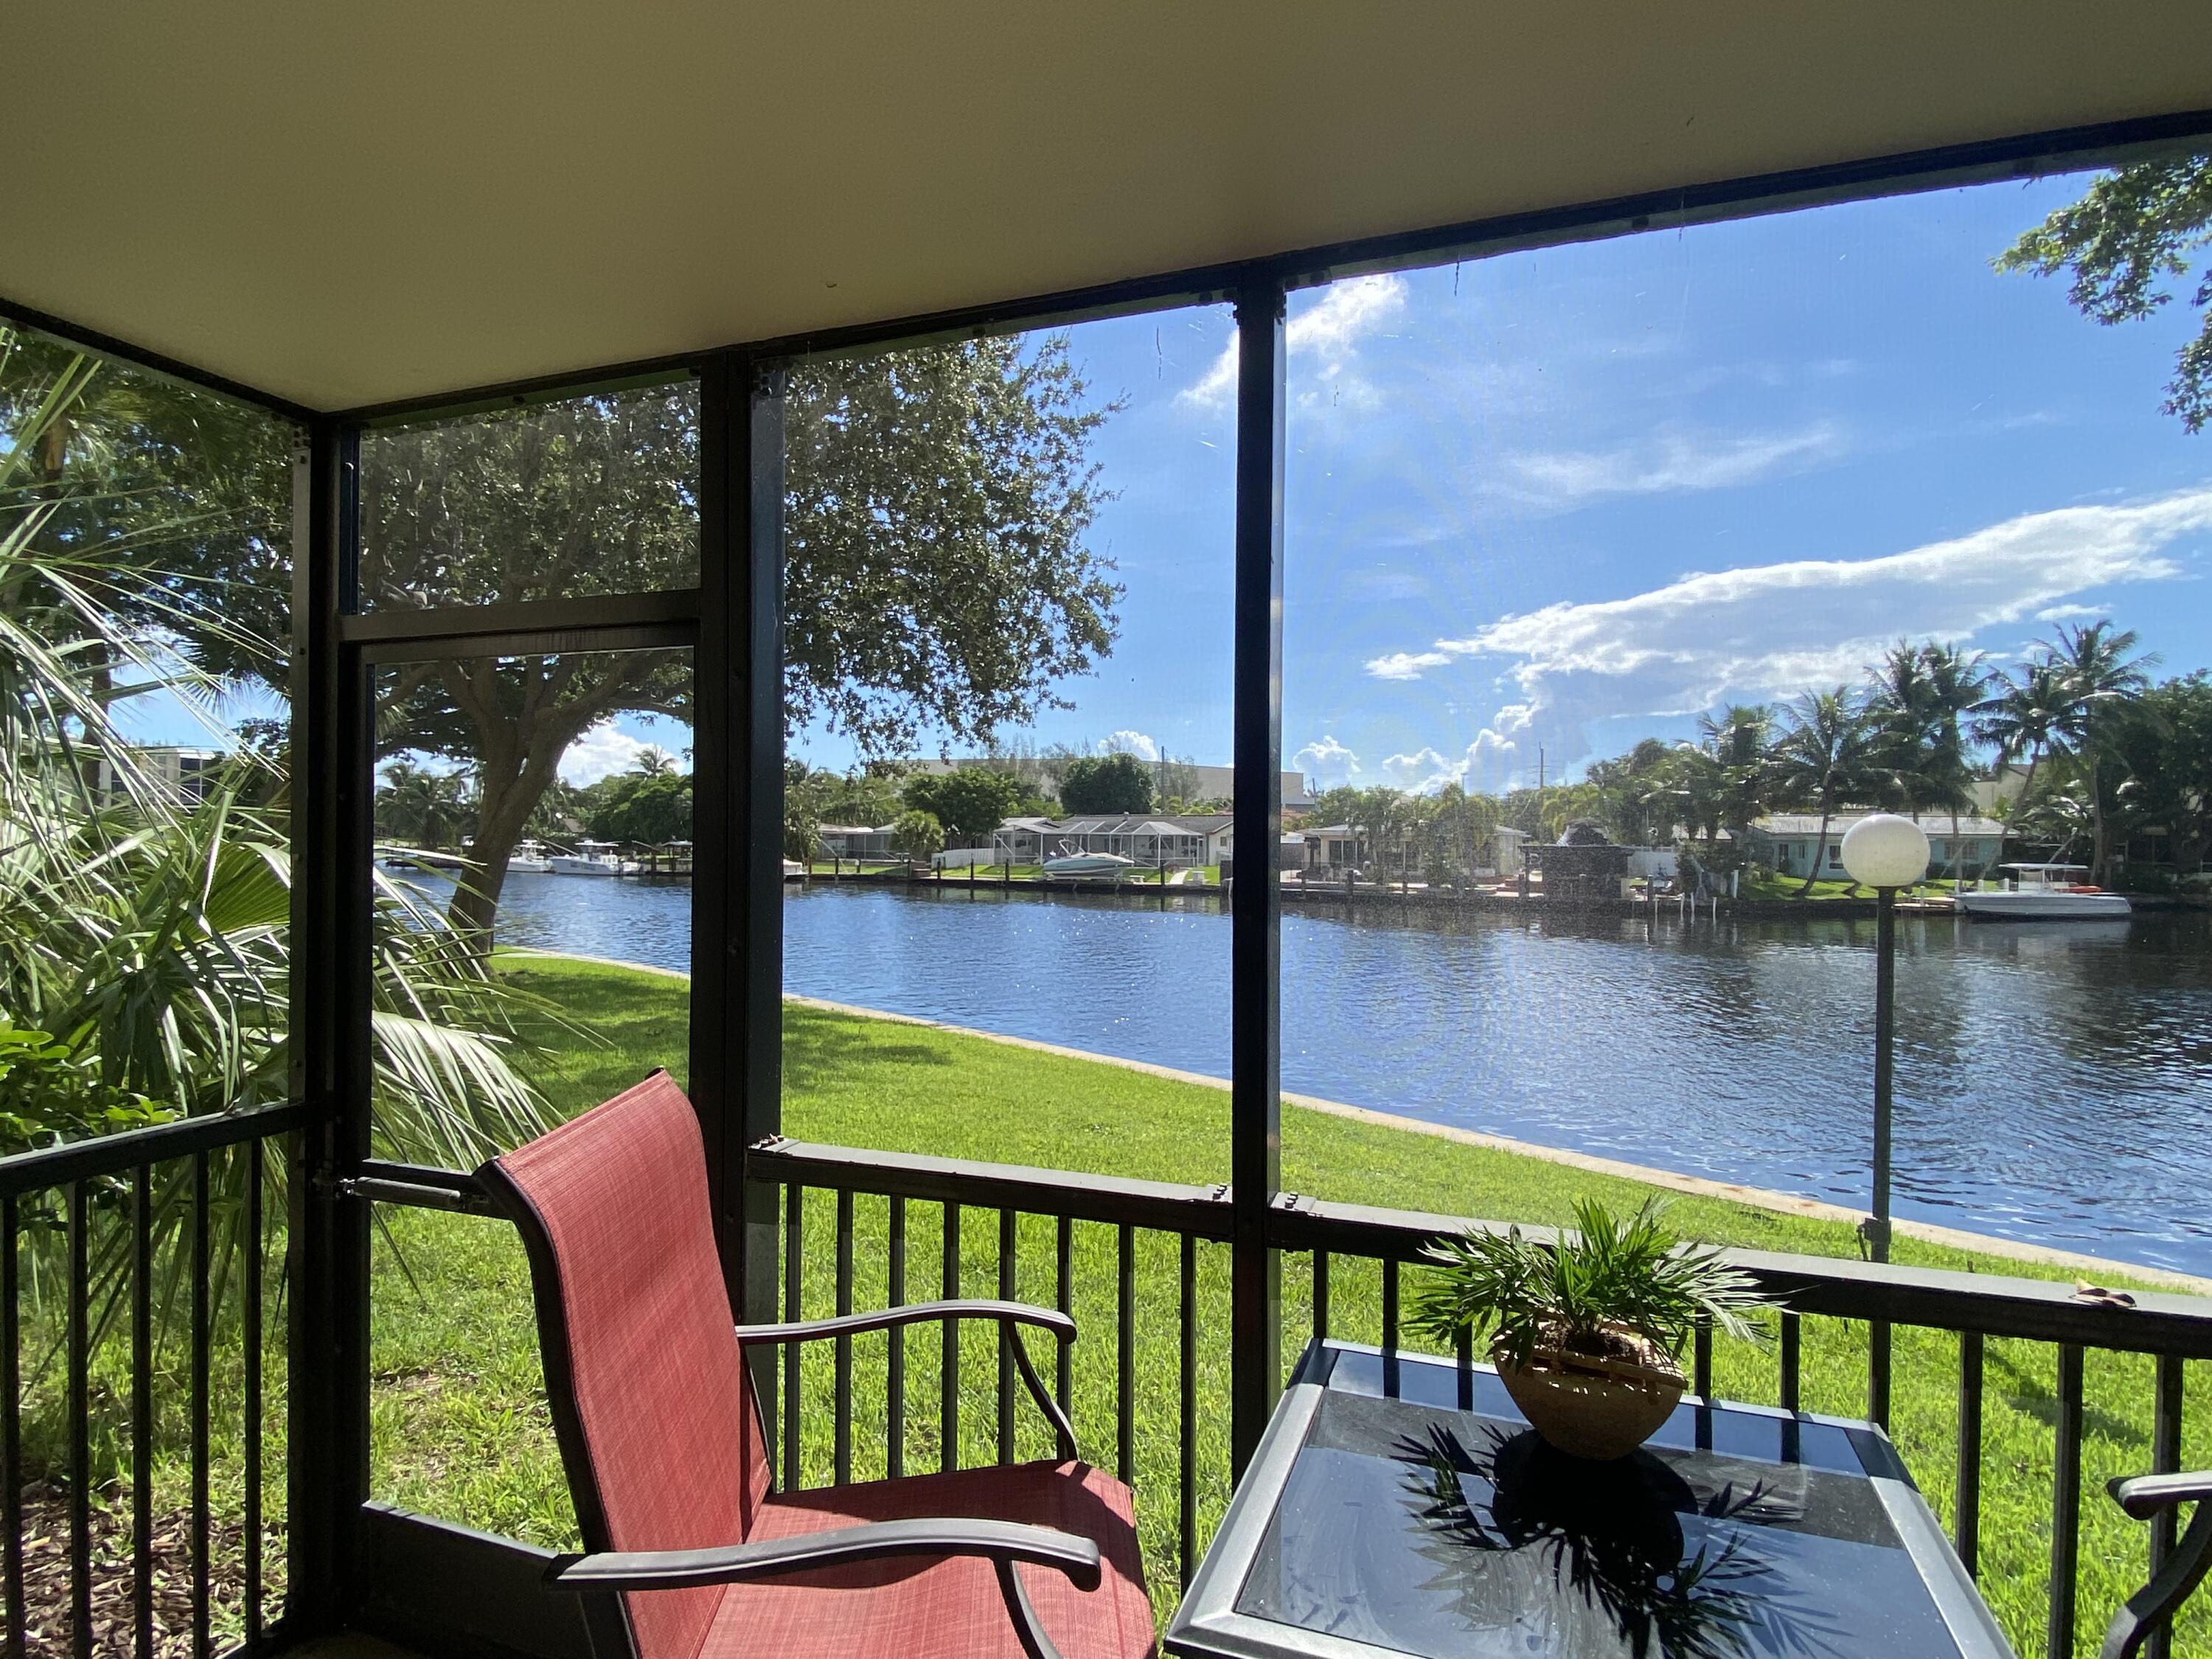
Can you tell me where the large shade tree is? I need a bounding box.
[374,339,1118,941]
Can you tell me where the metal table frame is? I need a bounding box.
[1165,1338,2015,1659]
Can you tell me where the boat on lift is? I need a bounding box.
[548,840,633,877]
[508,840,554,874]
[1954,863,2132,921]
[1043,842,1138,879]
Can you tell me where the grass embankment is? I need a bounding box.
[367,955,2211,1653]
[1736,872,1958,902]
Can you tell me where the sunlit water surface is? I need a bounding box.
[478,873,2212,1276]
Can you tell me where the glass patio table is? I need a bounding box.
[1165,1338,2012,1659]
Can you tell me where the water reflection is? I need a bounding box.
[474,872,2212,1275]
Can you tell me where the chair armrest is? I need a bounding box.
[546,1516,1102,1591]
[735,1298,1074,1347]
[737,1301,1082,1462]
[550,1518,1100,1659]
[2111,1472,2212,1520]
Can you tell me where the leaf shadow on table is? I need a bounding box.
[1394,1422,1851,1659]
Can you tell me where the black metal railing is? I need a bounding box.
[751,1138,2212,1659]
[0,1105,300,1659]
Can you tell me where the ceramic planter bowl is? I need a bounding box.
[1493,1326,1686,1461]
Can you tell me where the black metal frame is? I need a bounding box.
[10,101,2212,1659]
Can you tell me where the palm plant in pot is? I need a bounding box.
[1409,1198,1773,1461]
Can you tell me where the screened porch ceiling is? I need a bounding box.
[10,3,2212,414]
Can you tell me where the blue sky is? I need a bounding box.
[129,166,2212,791]
[788,164,2212,794]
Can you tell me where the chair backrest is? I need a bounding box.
[480,1071,770,1659]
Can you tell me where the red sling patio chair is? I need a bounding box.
[476,1071,1155,1659]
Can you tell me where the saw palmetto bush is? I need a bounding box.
[1,328,554,1357]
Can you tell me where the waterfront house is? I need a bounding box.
[912,757,1312,811]
[1295,821,1530,878]
[993,813,1234,868]
[815,822,897,860]
[1750,812,2006,881]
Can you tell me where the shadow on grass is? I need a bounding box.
[1987,1346,2149,1450]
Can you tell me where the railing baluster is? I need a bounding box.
[68,1181,91,1659]
[192,1152,210,1659]
[1694,1318,1713,1398]
[1454,1326,1473,1411]
[1779,1312,1801,1413]
[2048,1343,2083,1659]
[887,1196,905,1481]
[244,1141,265,1651]
[1179,1232,1196,1590]
[2,1196,22,1659]
[1116,1224,1134,1486]
[834,1189,853,1486]
[1312,1251,1329,1343]
[1054,1214,1073,1416]
[2146,1354,2184,1659]
[998,1208,1017,1465]
[942,1201,961,1474]
[1955,1330,1983,1579]
[1869,1318,1891,1430]
[1381,1259,1400,1397]
[133,1166,153,1659]
[784,1183,802,1492]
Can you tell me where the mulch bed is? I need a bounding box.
[8,1483,276,1659]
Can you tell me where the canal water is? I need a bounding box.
[481,873,2212,1276]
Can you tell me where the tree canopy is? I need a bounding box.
[2000,153,2212,430]
[900,767,1046,844]
[1057,751,1153,815]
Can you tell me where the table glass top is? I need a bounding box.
[1231,1348,1966,1659]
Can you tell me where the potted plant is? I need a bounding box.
[1408,1197,1773,1461]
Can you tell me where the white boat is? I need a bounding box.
[549,840,630,877]
[508,840,554,874]
[1954,863,2132,921]
[1043,844,1138,879]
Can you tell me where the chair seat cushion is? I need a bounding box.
[698,1460,1154,1659]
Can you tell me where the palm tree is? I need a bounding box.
[1,338,552,1331]
[1697,704,1773,867]
[1767,689,1876,897]
[633,745,677,779]
[1864,639,1947,816]
[1918,643,1992,888]
[1969,659,2069,802]
[2042,622,2158,882]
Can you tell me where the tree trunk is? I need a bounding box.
[2089,757,2110,886]
[1795,806,1833,898]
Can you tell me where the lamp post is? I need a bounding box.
[1838,813,1930,1264]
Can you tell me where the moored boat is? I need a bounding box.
[1955,863,2132,921]
[549,839,630,877]
[1043,843,1138,878]
[509,839,554,874]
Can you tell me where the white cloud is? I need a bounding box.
[1291,734,1360,788]
[1180,275,1407,408]
[1497,423,1847,509]
[1366,650,1453,681]
[1366,484,2212,787]
[1099,729,1161,761]
[2034,602,2107,624]
[560,722,650,785]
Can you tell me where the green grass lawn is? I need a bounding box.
[361,953,2211,1655]
[1736,872,1960,902]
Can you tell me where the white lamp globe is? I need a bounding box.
[1840,813,1931,890]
